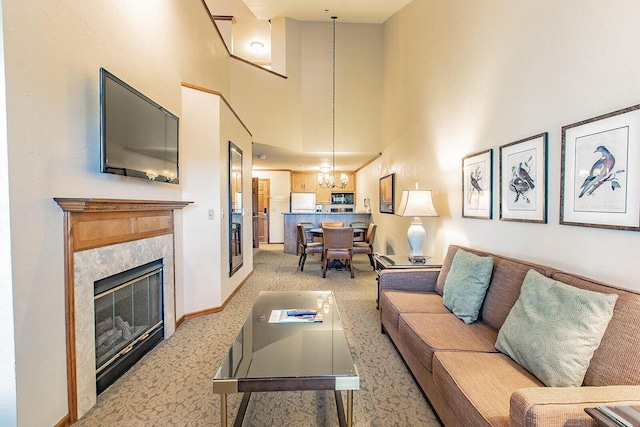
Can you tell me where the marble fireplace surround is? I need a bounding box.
[55,198,191,423]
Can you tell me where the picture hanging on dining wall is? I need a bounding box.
[561,103,640,231]
[462,149,492,219]
[499,133,547,223]
[379,173,395,214]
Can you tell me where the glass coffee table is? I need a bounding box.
[213,291,359,426]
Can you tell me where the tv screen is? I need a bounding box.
[100,68,179,184]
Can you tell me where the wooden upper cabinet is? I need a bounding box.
[332,172,355,192]
[291,172,317,192]
[316,185,331,204]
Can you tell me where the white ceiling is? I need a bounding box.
[206,0,410,171]
[210,0,413,24]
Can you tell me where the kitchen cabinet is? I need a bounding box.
[331,172,355,192]
[291,172,317,192]
[316,185,331,204]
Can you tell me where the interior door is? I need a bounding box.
[258,179,270,243]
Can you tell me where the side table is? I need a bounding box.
[374,253,442,309]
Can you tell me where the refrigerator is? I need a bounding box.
[290,192,316,213]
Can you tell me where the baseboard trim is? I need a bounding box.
[182,270,254,321]
[55,414,72,427]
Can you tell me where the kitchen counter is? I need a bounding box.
[283,212,372,255]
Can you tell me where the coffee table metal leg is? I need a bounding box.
[347,390,353,427]
[220,393,227,427]
[234,392,251,427]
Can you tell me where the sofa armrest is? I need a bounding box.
[379,268,440,293]
[510,386,640,427]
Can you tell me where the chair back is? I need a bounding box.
[366,223,377,245]
[296,224,308,245]
[323,227,354,250]
[321,221,344,228]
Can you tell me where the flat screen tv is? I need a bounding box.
[100,68,179,184]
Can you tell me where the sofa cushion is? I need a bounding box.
[379,290,450,331]
[399,313,498,373]
[495,270,618,387]
[436,245,557,331]
[551,272,640,387]
[442,249,493,324]
[433,351,543,427]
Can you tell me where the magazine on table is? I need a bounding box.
[268,309,323,323]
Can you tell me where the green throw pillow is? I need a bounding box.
[442,249,494,324]
[495,269,618,387]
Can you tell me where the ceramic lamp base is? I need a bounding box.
[407,217,426,258]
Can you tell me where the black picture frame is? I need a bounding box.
[379,173,395,214]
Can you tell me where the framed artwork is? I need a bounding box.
[462,149,492,219]
[379,173,395,214]
[561,104,640,231]
[499,133,548,223]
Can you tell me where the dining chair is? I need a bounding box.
[353,223,377,270]
[321,221,344,228]
[297,222,314,249]
[296,224,323,271]
[322,227,355,278]
[350,222,368,242]
[317,221,344,244]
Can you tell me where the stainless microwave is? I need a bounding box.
[331,193,354,204]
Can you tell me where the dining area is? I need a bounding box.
[296,221,377,278]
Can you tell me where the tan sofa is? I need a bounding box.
[379,245,640,426]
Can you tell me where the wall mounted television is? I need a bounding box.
[100,68,179,184]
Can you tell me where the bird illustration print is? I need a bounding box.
[468,166,484,205]
[509,158,535,204]
[578,145,617,198]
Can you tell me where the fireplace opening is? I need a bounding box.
[94,259,164,394]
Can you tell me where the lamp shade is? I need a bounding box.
[397,190,439,218]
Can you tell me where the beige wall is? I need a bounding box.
[2,1,228,425]
[360,0,640,291]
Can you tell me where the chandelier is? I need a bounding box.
[318,16,348,190]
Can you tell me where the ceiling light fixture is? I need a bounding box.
[318,16,348,190]
[250,41,264,53]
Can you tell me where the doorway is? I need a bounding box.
[257,178,270,244]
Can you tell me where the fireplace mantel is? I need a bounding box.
[55,198,191,424]
[54,198,192,212]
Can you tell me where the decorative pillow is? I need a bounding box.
[442,249,494,324]
[495,269,618,387]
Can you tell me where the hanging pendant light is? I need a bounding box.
[318,16,348,190]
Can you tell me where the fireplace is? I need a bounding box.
[55,198,192,422]
[94,259,164,394]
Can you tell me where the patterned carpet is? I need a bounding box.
[75,244,441,426]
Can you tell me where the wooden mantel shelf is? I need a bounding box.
[54,198,193,212]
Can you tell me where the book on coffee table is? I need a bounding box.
[268,309,323,324]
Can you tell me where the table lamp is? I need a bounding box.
[396,188,438,263]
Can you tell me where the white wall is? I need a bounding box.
[2,1,230,425]
[0,2,17,424]
[364,0,640,291]
[251,170,291,243]
[220,102,254,302]
[181,87,223,313]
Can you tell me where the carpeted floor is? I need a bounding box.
[75,244,441,426]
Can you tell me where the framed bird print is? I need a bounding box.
[462,149,492,219]
[561,103,640,231]
[499,133,547,223]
